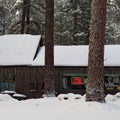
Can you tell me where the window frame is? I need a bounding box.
[61,73,87,91]
[29,81,38,92]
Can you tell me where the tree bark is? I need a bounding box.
[44,0,55,96]
[21,0,27,34]
[73,0,78,42]
[86,0,107,102]
[26,0,30,34]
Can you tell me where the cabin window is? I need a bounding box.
[104,76,120,91]
[2,73,15,82]
[62,76,86,90]
[71,77,83,85]
[29,82,37,92]
[0,71,16,92]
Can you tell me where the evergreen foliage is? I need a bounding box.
[54,0,91,45]
[106,0,120,44]
[0,0,120,45]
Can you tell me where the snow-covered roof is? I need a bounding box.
[0,34,41,66]
[0,35,120,66]
[33,46,88,66]
[33,45,120,66]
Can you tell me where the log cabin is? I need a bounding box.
[0,34,120,98]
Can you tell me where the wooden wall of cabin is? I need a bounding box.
[15,66,44,98]
[54,66,120,95]
[0,66,44,98]
[0,66,120,98]
[54,66,87,95]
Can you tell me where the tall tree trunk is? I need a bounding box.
[26,0,30,34]
[44,0,55,96]
[59,0,63,44]
[73,0,78,43]
[21,0,27,34]
[2,9,6,35]
[0,6,6,35]
[86,0,107,102]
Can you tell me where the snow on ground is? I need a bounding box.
[0,93,120,120]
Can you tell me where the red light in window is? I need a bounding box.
[72,77,83,85]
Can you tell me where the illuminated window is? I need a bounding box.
[62,76,86,90]
[71,77,83,85]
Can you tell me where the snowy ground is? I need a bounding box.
[0,93,120,120]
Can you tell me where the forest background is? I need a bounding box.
[0,0,120,45]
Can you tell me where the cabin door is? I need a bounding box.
[0,71,16,92]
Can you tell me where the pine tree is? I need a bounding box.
[0,5,6,35]
[106,0,120,44]
[21,0,30,34]
[0,0,16,35]
[43,0,55,96]
[8,0,45,35]
[54,0,91,45]
[86,0,107,102]
[21,0,27,34]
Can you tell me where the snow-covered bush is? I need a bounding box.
[57,93,82,101]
